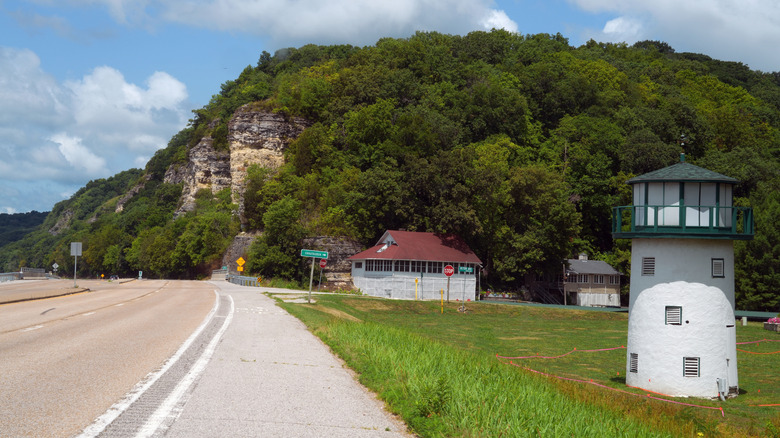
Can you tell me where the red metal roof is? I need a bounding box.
[347,230,482,264]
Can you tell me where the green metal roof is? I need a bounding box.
[627,162,738,184]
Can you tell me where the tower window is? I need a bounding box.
[712,258,725,278]
[665,306,682,325]
[683,357,700,377]
[629,353,638,373]
[641,257,655,276]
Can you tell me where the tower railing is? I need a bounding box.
[612,205,754,239]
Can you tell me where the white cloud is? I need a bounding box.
[569,0,780,71]
[602,16,642,41]
[50,132,109,176]
[0,46,189,212]
[480,9,518,32]
[91,0,519,45]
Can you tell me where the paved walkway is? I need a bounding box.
[163,281,410,437]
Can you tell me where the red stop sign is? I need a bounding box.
[319,259,327,268]
[444,265,454,277]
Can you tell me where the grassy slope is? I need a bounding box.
[274,294,780,437]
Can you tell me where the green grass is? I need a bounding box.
[274,295,780,437]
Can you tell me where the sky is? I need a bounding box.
[2,0,780,214]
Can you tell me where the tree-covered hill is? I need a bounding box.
[1,30,778,310]
[0,211,48,248]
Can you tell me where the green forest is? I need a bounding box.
[1,30,778,311]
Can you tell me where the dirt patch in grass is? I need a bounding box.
[345,298,393,311]
[301,304,362,322]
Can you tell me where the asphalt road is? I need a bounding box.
[0,279,215,438]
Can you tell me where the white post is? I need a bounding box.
[308,258,315,303]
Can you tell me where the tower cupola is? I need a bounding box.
[612,157,753,240]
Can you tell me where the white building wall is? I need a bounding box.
[576,292,620,307]
[351,272,477,301]
[628,239,734,311]
[627,238,737,398]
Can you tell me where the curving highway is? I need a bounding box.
[0,279,215,438]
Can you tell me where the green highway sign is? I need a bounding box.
[459,266,474,273]
[301,249,328,259]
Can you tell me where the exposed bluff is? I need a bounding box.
[164,105,309,218]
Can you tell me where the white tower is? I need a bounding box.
[612,155,754,398]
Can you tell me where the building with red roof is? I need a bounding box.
[347,230,481,300]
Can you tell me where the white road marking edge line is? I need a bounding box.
[137,293,234,437]
[74,289,221,438]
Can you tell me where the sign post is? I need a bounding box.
[70,242,82,288]
[301,249,328,303]
[444,264,454,303]
[458,266,472,304]
[317,259,327,292]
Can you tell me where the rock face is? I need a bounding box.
[48,209,74,235]
[165,136,232,215]
[228,105,309,220]
[221,232,260,273]
[301,236,363,290]
[164,105,308,219]
[116,174,152,213]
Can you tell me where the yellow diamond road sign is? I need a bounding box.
[236,257,245,266]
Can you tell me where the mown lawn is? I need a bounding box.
[272,293,780,437]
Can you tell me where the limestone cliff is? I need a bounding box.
[228,105,309,220]
[164,136,231,215]
[164,105,308,219]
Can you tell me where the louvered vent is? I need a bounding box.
[629,353,638,373]
[683,357,700,377]
[665,306,682,325]
[712,258,725,278]
[641,257,655,276]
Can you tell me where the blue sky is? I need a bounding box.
[2,0,780,213]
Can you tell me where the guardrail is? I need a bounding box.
[1,272,23,283]
[226,274,262,287]
[20,267,46,279]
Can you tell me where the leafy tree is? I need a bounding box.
[246,196,306,278]
[735,179,780,311]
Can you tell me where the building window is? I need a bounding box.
[395,260,410,272]
[665,306,682,325]
[609,275,620,285]
[712,258,725,278]
[629,353,638,373]
[381,260,392,271]
[428,261,442,274]
[593,275,604,284]
[683,357,700,377]
[411,261,425,272]
[642,257,655,276]
[355,262,363,269]
[365,260,374,271]
[577,274,589,283]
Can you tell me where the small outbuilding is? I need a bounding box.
[348,230,481,300]
[564,254,621,307]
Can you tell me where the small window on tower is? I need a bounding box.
[629,353,638,373]
[641,257,655,276]
[712,258,725,278]
[683,357,700,377]
[665,306,682,325]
